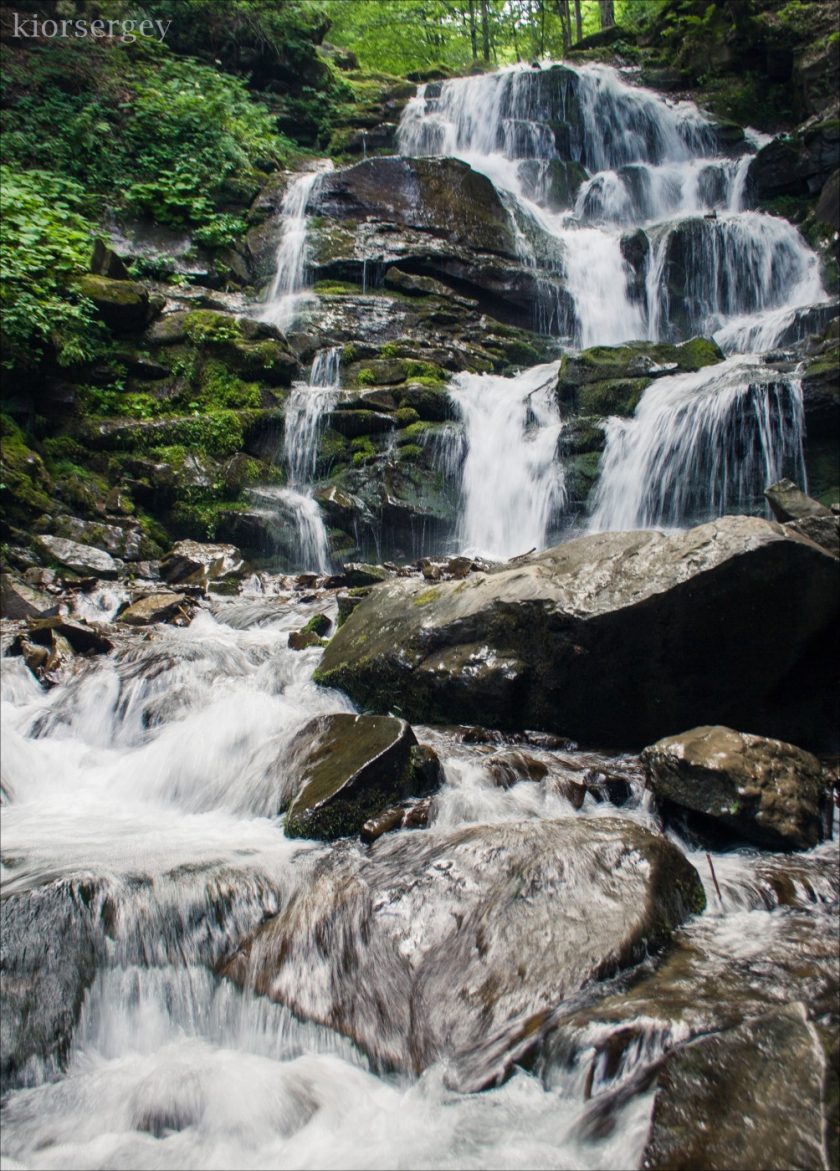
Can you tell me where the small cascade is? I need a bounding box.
[266,347,343,573]
[588,356,807,532]
[449,362,565,559]
[261,164,332,332]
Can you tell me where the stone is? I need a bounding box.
[642,725,829,850]
[341,562,393,587]
[18,617,113,657]
[641,1004,828,1171]
[160,540,244,589]
[383,268,458,298]
[556,338,724,413]
[117,592,190,626]
[314,157,517,258]
[0,573,60,620]
[35,536,121,580]
[765,477,833,522]
[224,818,704,1073]
[815,167,840,230]
[90,238,130,280]
[314,517,840,752]
[73,274,156,334]
[283,713,442,840]
[786,514,840,557]
[51,516,144,560]
[748,120,840,202]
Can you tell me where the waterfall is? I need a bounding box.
[449,362,565,559]
[397,64,830,354]
[246,348,341,574]
[261,165,332,332]
[588,356,807,532]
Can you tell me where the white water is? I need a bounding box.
[589,355,807,532]
[398,62,830,540]
[450,362,565,558]
[2,596,836,1169]
[261,165,332,332]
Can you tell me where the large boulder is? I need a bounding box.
[0,573,60,620]
[747,120,840,202]
[314,517,840,751]
[314,157,517,258]
[642,725,829,850]
[765,478,833,522]
[642,1004,829,1171]
[34,536,121,580]
[117,592,190,627]
[73,274,159,335]
[282,712,442,840]
[224,818,704,1073]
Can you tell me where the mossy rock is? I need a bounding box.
[559,418,606,456]
[577,377,649,417]
[284,713,442,840]
[0,419,54,523]
[74,274,154,334]
[398,384,453,422]
[329,409,396,438]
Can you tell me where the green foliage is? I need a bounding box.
[1,37,292,231]
[0,167,103,368]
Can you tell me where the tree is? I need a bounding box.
[480,0,491,61]
[599,0,615,28]
[573,0,582,41]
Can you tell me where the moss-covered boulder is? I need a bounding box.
[73,275,157,335]
[642,725,829,850]
[283,713,442,840]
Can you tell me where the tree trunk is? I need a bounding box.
[468,0,478,60]
[480,0,490,61]
[555,0,571,52]
[599,0,616,28]
[573,0,582,41]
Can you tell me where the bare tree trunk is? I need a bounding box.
[468,0,478,60]
[555,0,571,52]
[480,0,490,61]
[599,0,616,28]
[573,0,582,41]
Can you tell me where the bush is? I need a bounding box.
[0,167,103,368]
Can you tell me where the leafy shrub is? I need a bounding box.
[0,167,103,368]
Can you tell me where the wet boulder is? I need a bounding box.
[747,120,840,202]
[117,592,191,627]
[314,517,840,752]
[642,1004,829,1171]
[0,573,60,620]
[765,478,833,522]
[314,157,517,258]
[283,713,443,840]
[34,536,122,580]
[160,540,244,589]
[224,818,704,1073]
[642,725,829,850]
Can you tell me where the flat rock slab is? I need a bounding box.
[283,712,441,840]
[642,1003,829,1171]
[314,517,839,751]
[160,540,244,588]
[642,725,828,850]
[35,536,121,580]
[225,818,704,1073]
[117,592,190,626]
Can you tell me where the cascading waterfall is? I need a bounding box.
[449,362,565,559]
[399,63,829,538]
[588,355,807,532]
[260,164,332,332]
[265,347,342,573]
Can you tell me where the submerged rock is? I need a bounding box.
[641,1003,829,1171]
[642,725,829,850]
[283,713,443,840]
[314,517,840,751]
[224,818,704,1073]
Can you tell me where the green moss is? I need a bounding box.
[394,407,421,428]
[302,613,332,637]
[312,280,361,295]
[578,378,649,418]
[183,310,243,345]
[413,587,441,607]
[193,360,262,410]
[404,360,446,384]
[398,444,423,461]
[0,416,54,518]
[355,368,377,387]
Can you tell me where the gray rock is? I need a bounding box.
[642,725,828,850]
[641,1004,829,1171]
[314,517,840,751]
[283,712,441,840]
[786,514,840,557]
[224,818,704,1073]
[35,536,121,580]
[160,540,244,589]
[765,477,833,522]
[117,592,190,626]
[0,573,60,620]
